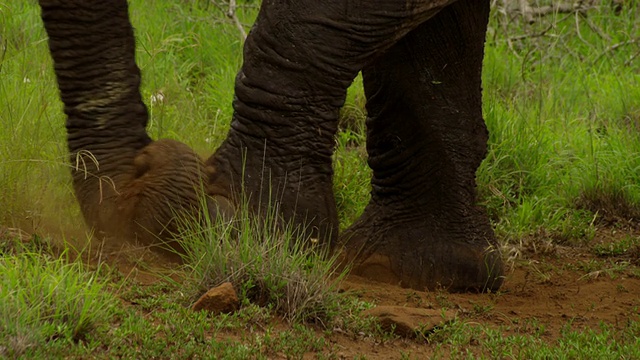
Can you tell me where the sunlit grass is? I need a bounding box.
[478,6,640,244]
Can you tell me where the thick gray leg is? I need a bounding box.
[206,0,457,248]
[339,0,504,292]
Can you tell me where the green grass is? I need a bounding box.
[178,200,349,324]
[0,243,114,358]
[2,0,640,358]
[131,0,248,149]
[428,318,640,360]
[0,2,70,232]
[479,4,640,244]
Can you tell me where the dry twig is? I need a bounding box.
[226,0,247,40]
[511,0,591,23]
[593,38,640,64]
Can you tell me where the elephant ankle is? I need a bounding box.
[338,216,504,292]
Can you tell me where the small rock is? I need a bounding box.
[363,306,456,338]
[192,282,240,315]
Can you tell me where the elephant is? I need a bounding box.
[38,0,504,292]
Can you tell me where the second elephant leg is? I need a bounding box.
[206,0,457,249]
[339,0,503,292]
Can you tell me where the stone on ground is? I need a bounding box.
[192,282,240,315]
[363,306,456,338]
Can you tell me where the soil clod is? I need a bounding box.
[192,282,240,315]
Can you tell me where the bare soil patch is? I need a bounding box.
[4,224,639,359]
[326,227,640,358]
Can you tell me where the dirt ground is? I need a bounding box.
[324,227,640,359]
[4,224,640,359]
[111,227,639,359]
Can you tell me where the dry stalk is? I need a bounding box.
[226,0,247,40]
[593,38,640,64]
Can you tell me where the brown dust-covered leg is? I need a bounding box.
[40,0,213,256]
[339,0,504,292]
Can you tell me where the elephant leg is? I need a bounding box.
[40,0,214,257]
[339,0,504,292]
[205,0,457,250]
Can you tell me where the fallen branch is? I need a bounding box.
[624,49,640,67]
[507,22,555,42]
[506,12,574,42]
[581,13,612,43]
[515,0,590,23]
[593,38,639,64]
[527,3,586,17]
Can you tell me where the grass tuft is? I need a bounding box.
[177,201,348,324]
[0,244,114,358]
[576,183,640,224]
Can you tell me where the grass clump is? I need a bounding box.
[0,246,114,358]
[178,202,347,324]
[593,235,640,257]
[480,321,640,360]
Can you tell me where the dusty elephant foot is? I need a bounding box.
[338,0,501,293]
[337,208,504,292]
[108,139,234,256]
[39,0,240,260]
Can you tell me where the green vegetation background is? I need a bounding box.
[2,1,639,243]
[1,1,640,358]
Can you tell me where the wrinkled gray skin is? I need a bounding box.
[39,0,503,292]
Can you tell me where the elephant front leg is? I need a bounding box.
[339,0,504,292]
[40,0,216,258]
[205,0,458,250]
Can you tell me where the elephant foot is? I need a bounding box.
[337,206,504,292]
[105,139,229,256]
